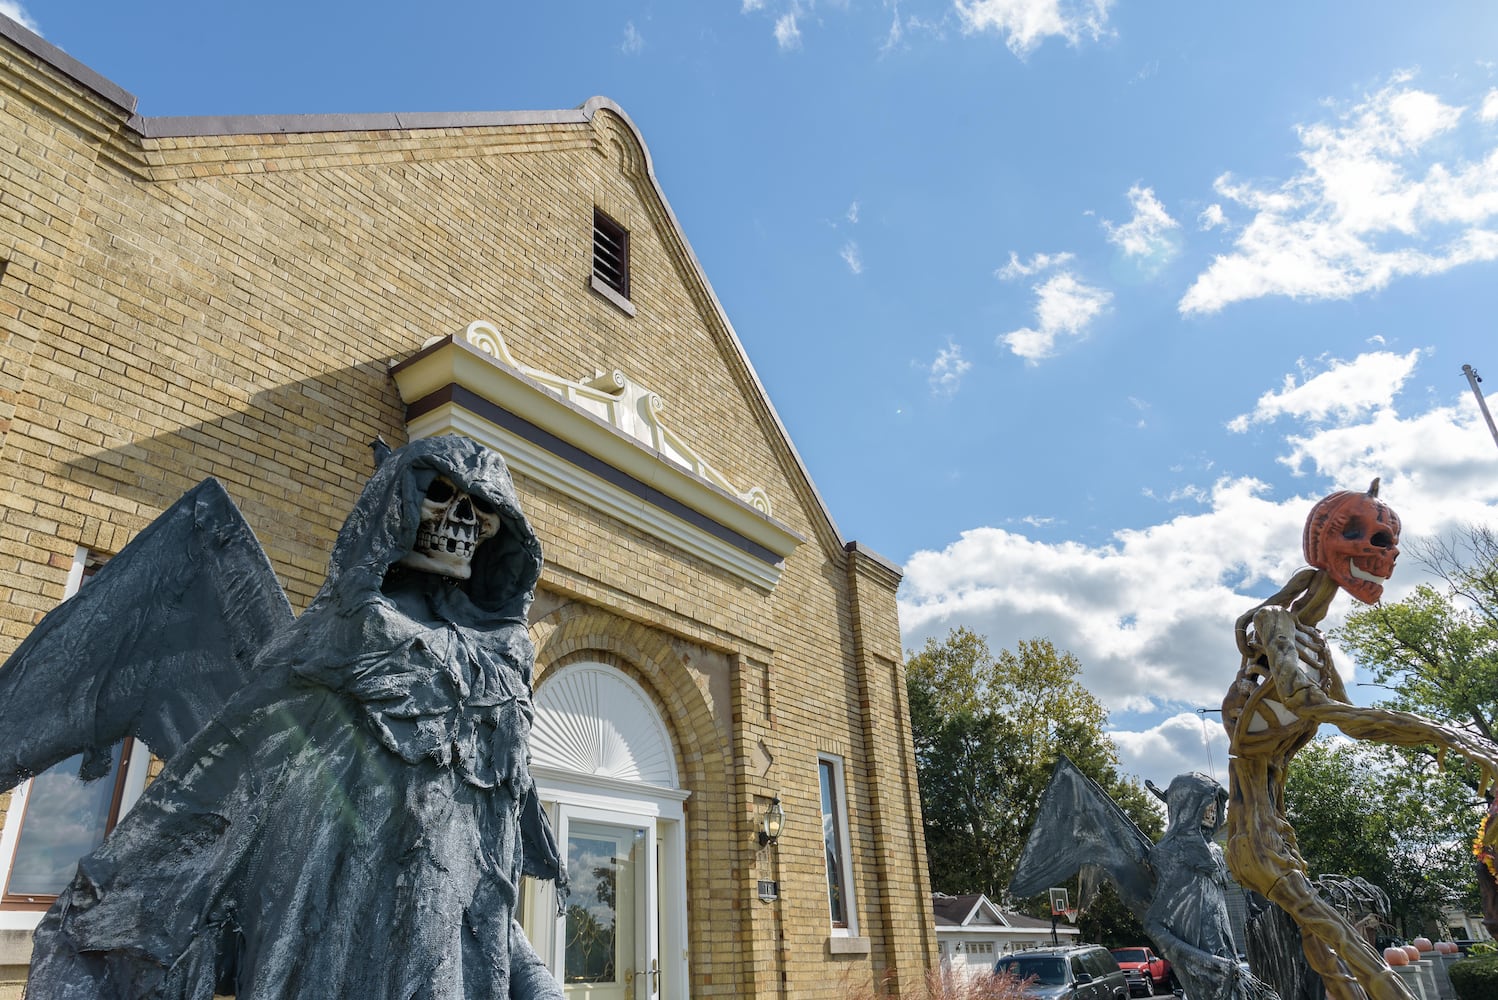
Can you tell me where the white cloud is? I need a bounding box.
[926,341,973,397]
[846,200,861,224]
[1482,89,1498,123]
[742,0,766,10]
[899,349,1498,777]
[1197,204,1227,231]
[621,22,644,55]
[880,5,947,54]
[0,1,39,33]
[998,250,1074,280]
[954,0,1112,57]
[1102,185,1181,270]
[775,13,802,49]
[1227,349,1422,433]
[882,9,905,53]
[840,240,863,274]
[998,271,1111,361]
[1182,75,1498,315]
[1110,713,1231,783]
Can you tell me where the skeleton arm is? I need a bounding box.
[1253,607,1498,794]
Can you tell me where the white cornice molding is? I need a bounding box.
[391,325,803,591]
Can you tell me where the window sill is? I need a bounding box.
[0,926,36,963]
[589,274,637,317]
[827,935,871,956]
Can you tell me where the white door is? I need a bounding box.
[555,806,659,1000]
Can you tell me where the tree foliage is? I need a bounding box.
[1329,524,1498,925]
[1336,524,1498,743]
[1283,738,1476,936]
[906,627,1163,947]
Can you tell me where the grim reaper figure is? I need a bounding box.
[1010,756,1279,1000]
[0,435,566,999]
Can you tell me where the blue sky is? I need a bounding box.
[8,0,1498,783]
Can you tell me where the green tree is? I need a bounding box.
[1332,525,1498,921]
[1336,525,1498,743]
[906,627,1162,947]
[1284,738,1476,935]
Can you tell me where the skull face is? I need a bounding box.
[1302,480,1401,604]
[397,475,501,580]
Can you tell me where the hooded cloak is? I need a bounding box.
[28,436,564,1000]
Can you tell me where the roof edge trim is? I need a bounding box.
[133,107,591,139]
[0,12,137,113]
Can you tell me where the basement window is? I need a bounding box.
[590,208,635,316]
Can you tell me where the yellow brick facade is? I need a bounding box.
[0,16,934,998]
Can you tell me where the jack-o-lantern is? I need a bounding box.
[1302,478,1401,604]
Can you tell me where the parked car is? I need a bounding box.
[1109,947,1171,996]
[995,945,1129,1000]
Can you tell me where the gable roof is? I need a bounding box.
[932,892,1007,928]
[0,10,891,574]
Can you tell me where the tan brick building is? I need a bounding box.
[0,14,935,999]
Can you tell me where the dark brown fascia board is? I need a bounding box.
[0,11,138,113]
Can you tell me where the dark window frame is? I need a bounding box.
[592,207,631,299]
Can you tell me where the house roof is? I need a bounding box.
[932,893,1081,936]
[933,893,989,927]
[0,10,899,578]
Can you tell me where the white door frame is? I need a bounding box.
[529,662,691,1000]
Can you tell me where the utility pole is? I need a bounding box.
[1464,364,1498,453]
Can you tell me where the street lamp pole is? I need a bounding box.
[1463,364,1498,453]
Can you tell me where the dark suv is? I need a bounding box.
[995,945,1129,1000]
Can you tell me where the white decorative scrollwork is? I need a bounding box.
[452,321,773,516]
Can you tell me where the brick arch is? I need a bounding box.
[529,603,726,798]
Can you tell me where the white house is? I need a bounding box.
[933,893,1082,977]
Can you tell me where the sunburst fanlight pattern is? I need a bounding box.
[532,664,677,788]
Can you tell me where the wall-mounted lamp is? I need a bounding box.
[757,796,785,847]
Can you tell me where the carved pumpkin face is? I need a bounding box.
[1302,479,1401,604]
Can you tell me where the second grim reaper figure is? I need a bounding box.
[1010,757,1279,1000]
[0,435,566,999]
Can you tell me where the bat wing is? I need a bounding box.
[0,478,293,791]
[1009,755,1155,920]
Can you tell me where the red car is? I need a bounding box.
[1109,947,1171,996]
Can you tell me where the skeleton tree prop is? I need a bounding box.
[0,436,566,1000]
[1222,480,1498,1000]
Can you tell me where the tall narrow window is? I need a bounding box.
[592,208,630,299]
[0,550,142,911]
[818,755,856,931]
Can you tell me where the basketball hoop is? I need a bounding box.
[1062,908,1078,924]
[1049,887,1069,917]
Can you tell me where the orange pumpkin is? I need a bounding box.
[1384,947,1409,967]
[1303,478,1401,604]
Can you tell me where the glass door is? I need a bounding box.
[555,809,658,1000]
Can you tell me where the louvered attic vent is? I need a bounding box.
[592,208,630,299]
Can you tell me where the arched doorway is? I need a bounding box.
[524,663,690,1000]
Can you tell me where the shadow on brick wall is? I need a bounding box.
[55,360,406,605]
